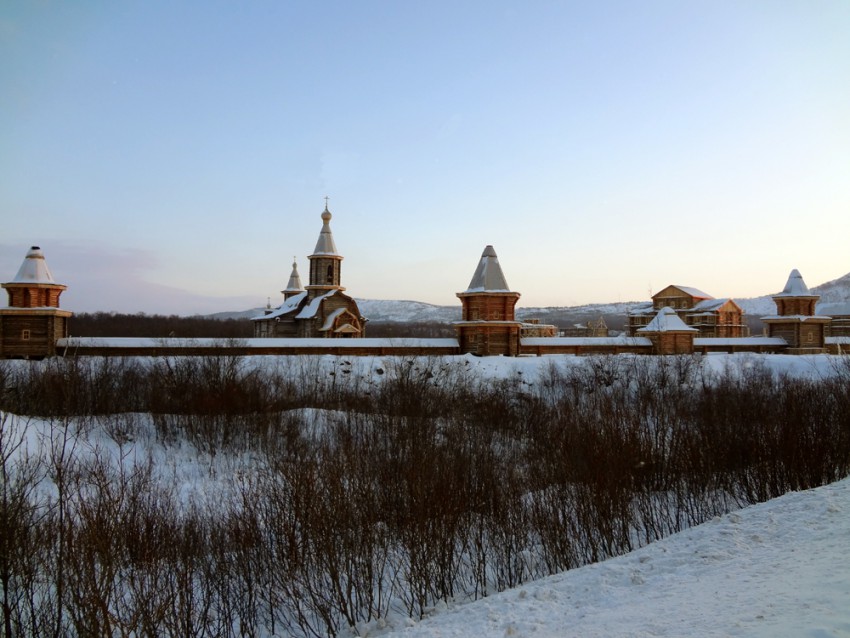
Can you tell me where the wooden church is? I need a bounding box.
[252,204,366,338]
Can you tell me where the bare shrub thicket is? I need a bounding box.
[0,354,848,636]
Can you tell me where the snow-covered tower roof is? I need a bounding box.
[769,269,821,319]
[311,203,339,256]
[774,269,816,298]
[464,245,512,293]
[282,258,303,297]
[638,307,699,333]
[11,246,57,284]
[2,245,67,310]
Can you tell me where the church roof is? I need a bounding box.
[296,290,338,319]
[9,246,58,284]
[311,205,339,256]
[638,307,699,333]
[283,258,303,293]
[250,291,308,321]
[775,269,816,297]
[659,285,713,300]
[464,245,512,293]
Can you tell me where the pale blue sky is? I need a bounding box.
[2,1,849,314]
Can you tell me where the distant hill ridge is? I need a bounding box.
[212,271,850,325]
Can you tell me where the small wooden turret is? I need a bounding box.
[1,246,72,358]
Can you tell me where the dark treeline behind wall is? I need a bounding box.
[68,312,454,338]
[69,312,254,338]
[1,355,849,637]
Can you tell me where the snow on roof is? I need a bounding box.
[761,314,832,322]
[251,291,308,321]
[637,307,699,333]
[775,269,816,297]
[9,246,57,284]
[57,337,460,349]
[694,337,787,346]
[827,336,850,345]
[295,290,337,319]
[283,259,303,293]
[692,298,734,312]
[463,245,512,293]
[320,307,347,331]
[817,301,850,316]
[658,285,713,300]
[522,336,653,347]
[311,205,339,256]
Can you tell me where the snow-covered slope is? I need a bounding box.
[355,299,460,323]
[380,477,850,638]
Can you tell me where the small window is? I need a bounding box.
[22,329,31,341]
[326,265,334,283]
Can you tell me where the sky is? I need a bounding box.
[2,1,849,315]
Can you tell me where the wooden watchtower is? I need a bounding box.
[455,245,522,356]
[1,246,72,359]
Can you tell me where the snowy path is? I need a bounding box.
[381,478,850,637]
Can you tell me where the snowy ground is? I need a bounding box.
[379,477,850,638]
[5,353,849,637]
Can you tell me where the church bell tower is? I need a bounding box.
[306,202,345,299]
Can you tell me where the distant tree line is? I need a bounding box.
[1,354,848,637]
[69,312,254,338]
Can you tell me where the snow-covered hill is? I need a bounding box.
[380,477,850,638]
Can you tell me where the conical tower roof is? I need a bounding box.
[311,204,339,256]
[464,245,511,293]
[775,269,816,297]
[10,246,57,284]
[282,258,304,294]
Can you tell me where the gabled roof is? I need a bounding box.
[692,298,741,312]
[654,285,713,300]
[637,307,699,333]
[9,246,58,284]
[464,245,512,293]
[775,269,816,297]
[283,259,303,293]
[311,205,339,256]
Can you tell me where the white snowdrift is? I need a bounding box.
[380,477,850,637]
